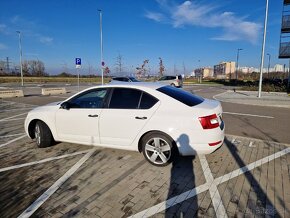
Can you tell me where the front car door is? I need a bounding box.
[55,88,108,145]
[99,88,160,147]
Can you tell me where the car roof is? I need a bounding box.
[86,82,166,91]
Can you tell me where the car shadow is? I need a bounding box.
[165,134,198,217]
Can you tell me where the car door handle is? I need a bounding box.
[88,114,98,117]
[135,116,147,120]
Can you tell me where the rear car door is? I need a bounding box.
[99,88,160,146]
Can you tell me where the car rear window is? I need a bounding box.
[157,86,204,106]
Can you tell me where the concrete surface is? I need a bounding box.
[214,90,290,108]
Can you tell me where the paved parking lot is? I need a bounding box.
[0,87,290,218]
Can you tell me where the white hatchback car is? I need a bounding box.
[25,83,224,166]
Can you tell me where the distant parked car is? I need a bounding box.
[25,83,224,166]
[158,75,183,87]
[110,76,140,82]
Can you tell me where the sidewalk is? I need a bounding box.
[214,90,290,108]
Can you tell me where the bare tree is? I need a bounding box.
[174,64,178,75]
[21,60,46,76]
[29,60,46,76]
[104,66,110,75]
[22,60,30,76]
[159,57,165,76]
[136,59,149,78]
[0,61,6,75]
[182,62,186,75]
[115,53,123,74]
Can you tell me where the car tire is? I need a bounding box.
[141,132,177,167]
[34,121,53,148]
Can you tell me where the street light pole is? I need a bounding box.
[98,9,104,85]
[258,0,269,98]
[16,31,23,86]
[267,53,271,78]
[236,48,243,80]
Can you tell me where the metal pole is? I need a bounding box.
[16,31,23,86]
[236,49,242,80]
[258,0,269,98]
[98,10,104,85]
[267,53,271,78]
[77,68,80,92]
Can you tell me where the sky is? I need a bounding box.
[0,0,287,75]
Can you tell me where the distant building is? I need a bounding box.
[190,71,195,77]
[195,67,213,78]
[240,67,258,74]
[213,62,235,79]
[274,64,284,72]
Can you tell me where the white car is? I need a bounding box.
[158,75,183,87]
[25,83,224,166]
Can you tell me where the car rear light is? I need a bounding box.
[209,141,222,146]
[199,114,219,129]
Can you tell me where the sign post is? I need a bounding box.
[75,58,81,91]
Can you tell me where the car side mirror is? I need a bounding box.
[60,102,71,110]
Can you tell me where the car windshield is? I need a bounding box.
[157,85,204,106]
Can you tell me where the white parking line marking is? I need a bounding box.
[131,146,290,217]
[0,134,26,148]
[0,112,27,121]
[223,111,274,119]
[0,133,25,139]
[131,183,210,218]
[18,148,97,218]
[0,149,92,173]
[0,117,25,122]
[216,147,290,184]
[0,107,34,113]
[50,96,68,99]
[199,155,228,218]
[1,100,37,107]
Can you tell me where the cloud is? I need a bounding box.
[1,15,54,45]
[145,11,165,22]
[39,36,53,44]
[0,43,7,50]
[145,0,261,44]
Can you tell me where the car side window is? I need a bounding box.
[139,92,158,109]
[109,88,142,109]
[69,88,108,109]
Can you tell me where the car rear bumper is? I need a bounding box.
[177,121,225,156]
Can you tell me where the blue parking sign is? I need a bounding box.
[75,58,81,65]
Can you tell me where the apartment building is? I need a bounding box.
[195,67,214,78]
[213,62,236,79]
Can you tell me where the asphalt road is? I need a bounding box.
[185,85,290,144]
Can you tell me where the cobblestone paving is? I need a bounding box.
[0,99,289,218]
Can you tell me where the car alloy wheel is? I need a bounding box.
[144,137,171,165]
[35,124,41,146]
